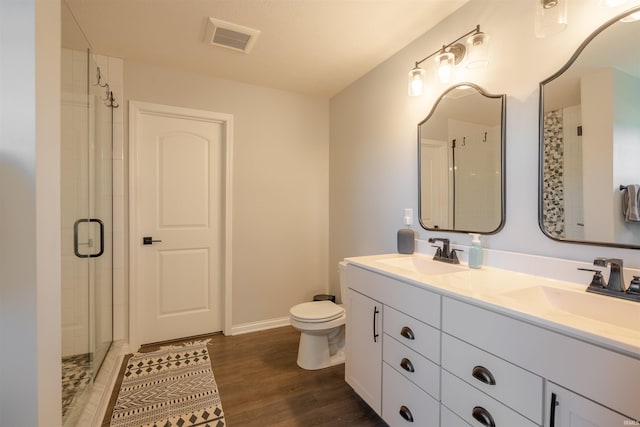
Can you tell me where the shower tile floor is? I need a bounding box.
[62,354,92,419]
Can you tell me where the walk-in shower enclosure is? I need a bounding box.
[61,3,113,424]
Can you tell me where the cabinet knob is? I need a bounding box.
[400,357,415,373]
[399,405,414,422]
[400,326,415,340]
[472,365,496,385]
[472,406,496,427]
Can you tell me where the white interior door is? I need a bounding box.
[130,102,231,346]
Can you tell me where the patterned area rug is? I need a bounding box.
[108,340,225,427]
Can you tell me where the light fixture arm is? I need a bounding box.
[414,25,481,67]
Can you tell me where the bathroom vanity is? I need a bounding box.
[344,254,640,427]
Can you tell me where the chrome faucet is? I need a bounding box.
[428,238,461,264]
[593,258,626,292]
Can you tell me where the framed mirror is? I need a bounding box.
[539,6,640,248]
[418,83,506,234]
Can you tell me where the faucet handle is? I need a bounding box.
[578,268,606,288]
[450,249,463,264]
[431,245,442,259]
[628,276,640,295]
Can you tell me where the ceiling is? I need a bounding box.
[65,0,469,98]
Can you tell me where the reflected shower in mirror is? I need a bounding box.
[539,6,640,248]
[419,83,506,234]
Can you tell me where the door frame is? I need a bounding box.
[128,101,233,350]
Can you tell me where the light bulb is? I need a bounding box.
[408,66,426,97]
[435,52,454,83]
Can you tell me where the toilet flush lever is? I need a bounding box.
[143,236,162,245]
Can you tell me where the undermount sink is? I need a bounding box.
[376,255,467,276]
[499,285,640,329]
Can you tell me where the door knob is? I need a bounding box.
[143,236,162,245]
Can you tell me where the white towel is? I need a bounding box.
[622,184,640,222]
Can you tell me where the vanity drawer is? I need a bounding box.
[442,333,543,424]
[347,265,440,327]
[442,370,539,427]
[441,405,472,427]
[383,306,440,364]
[382,363,440,427]
[383,333,440,399]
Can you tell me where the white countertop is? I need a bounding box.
[345,253,640,358]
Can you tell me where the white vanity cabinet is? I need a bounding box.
[442,296,640,426]
[346,264,441,425]
[345,288,383,413]
[545,382,631,427]
[345,261,640,427]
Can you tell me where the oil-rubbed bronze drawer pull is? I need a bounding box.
[472,406,495,427]
[400,357,415,373]
[472,365,496,385]
[400,326,415,340]
[399,405,414,422]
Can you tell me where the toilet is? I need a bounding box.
[289,262,348,370]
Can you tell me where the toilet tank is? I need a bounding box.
[338,261,348,304]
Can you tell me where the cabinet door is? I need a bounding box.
[345,289,383,414]
[546,382,635,427]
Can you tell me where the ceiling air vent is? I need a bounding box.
[205,17,260,54]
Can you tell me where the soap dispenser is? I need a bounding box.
[468,233,482,269]
[397,208,415,254]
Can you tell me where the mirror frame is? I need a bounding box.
[418,82,507,235]
[538,6,640,250]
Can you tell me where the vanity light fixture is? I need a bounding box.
[408,25,487,97]
[534,0,568,38]
[408,66,427,97]
[435,51,455,83]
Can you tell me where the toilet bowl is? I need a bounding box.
[289,262,348,370]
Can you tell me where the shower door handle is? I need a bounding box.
[74,218,104,258]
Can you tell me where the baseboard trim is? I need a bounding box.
[230,316,291,336]
[75,340,129,426]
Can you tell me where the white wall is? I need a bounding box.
[123,61,329,330]
[329,0,640,293]
[0,0,61,425]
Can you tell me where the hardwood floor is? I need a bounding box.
[207,326,387,427]
[106,326,387,426]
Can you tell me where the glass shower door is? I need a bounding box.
[89,56,113,375]
[61,3,113,423]
[61,36,92,423]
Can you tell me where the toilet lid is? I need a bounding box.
[290,301,345,323]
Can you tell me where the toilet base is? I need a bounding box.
[295,327,345,370]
